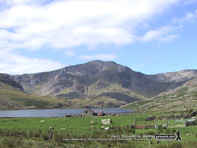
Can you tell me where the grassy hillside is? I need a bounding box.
[122,78,197,111]
[0,81,65,110]
[55,83,145,108]
[0,81,140,109]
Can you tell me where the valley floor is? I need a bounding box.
[0,110,197,148]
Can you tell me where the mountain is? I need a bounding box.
[0,73,23,91]
[6,60,196,108]
[0,74,65,110]
[146,70,197,83]
[0,60,196,109]
[122,74,197,111]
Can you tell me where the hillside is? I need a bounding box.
[122,77,197,111]
[0,61,196,109]
[11,61,194,105]
[147,70,197,83]
[0,74,65,110]
[0,74,24,91]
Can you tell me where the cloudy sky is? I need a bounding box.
[0,0,196,74]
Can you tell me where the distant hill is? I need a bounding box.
[122,77,197,111]
[0,73,23,91]
[0,60,196,109]
[0,74,64,110]
[146,70,197,83]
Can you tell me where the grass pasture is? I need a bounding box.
[0,111,197,147]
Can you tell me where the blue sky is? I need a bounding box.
[0,0,196,75]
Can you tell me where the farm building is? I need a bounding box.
[81,109,105,116]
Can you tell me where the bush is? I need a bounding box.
[2,138,14,147]
[34,131,40,138]
[15,138,24,147]
[42,133,49,141]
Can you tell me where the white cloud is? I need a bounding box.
[180,11,197,22]
[65,50,75,57]
[0,0,183,74]
[79,54,117,61]
[140,25,180,42]
[159,34,180,42]
[173,9,197,24]
[0,50,64,74]
[0,0,180,50]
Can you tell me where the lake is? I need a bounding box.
[0,108,134,117]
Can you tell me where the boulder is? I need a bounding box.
[101,119,113,124]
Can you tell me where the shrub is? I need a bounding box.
[2,138,14,147]
[42,133,49,141]
[34,131,40,138]
[15,138,24,147]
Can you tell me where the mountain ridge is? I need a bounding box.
[11,61,197,98]
[122,77,197,111]
[0,60,196,109]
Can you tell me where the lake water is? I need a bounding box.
[0,108,134,117]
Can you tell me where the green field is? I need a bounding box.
[0,111,197,148]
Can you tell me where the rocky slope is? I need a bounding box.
[147,70,197,83]
[0,73,24,91]
[1,60,196,109]
[11,61,196,105]
[0,74,65,110]
[122,77,197,111]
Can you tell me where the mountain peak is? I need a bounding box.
[9,61,197,102]
[84,60,118,66]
